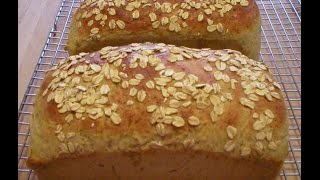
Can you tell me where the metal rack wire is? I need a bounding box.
[18,0,301,179]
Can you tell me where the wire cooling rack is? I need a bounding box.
[18,0,301,179]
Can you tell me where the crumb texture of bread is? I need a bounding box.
[27,43,288,180]
[66,0,261,60]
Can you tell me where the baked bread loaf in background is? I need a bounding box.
[66,0,261,60]
[27,43,287,180]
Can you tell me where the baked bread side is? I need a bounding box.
[27,43,287,180]
[66,0,261,59]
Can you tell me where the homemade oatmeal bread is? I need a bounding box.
[27,43,287,180]
[66,0,261,60]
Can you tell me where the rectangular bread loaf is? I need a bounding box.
[27,43,288,180]
[66,0,261,60]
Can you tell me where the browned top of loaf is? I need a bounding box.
[27,43,288,169]
[69,0,260,38]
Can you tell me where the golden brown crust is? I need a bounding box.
[66,0,261,59]
[27,43,287,179]
[33,151,283,180]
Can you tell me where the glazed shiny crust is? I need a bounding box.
[66,0,261,59]
[27,43,287,179]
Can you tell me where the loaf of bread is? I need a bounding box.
[66,0,261,60]
[27,43,287,180]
